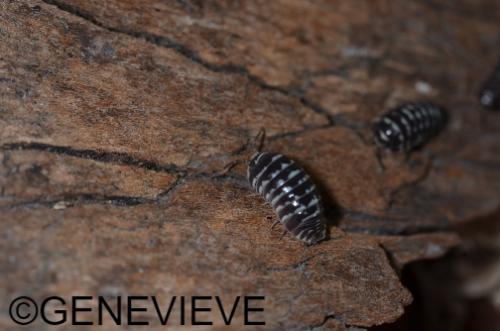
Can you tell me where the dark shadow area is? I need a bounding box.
[371,208,500,331]
[371,250,500,331]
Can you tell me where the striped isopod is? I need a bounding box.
[373,102,447,152]
[479,60,500,110]
[247,152,326,245]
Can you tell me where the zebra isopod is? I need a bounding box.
[247,152,326,245]
[373,102,447,152]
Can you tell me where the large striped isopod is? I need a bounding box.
[479,60,500,110]
[373,102,447,152]
[247,152,326,245]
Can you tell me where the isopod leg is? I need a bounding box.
[269,219,280,233]
[253,127,266,152]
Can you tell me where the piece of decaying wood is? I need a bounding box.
[0,0,500,330]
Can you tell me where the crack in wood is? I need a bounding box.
[40,0,345,127]
[378,243,403,276]
[0,193,153,210]
[0,174,188,210]
[0,140,453,236]
[1,142,187,175]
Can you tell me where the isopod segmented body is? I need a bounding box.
[373,102,446,152]
[479,60,500,110]
[247,152,326,245]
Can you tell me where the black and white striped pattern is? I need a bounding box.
[373,102,446,152]
[479,60,500,110]
[247,152,326,245]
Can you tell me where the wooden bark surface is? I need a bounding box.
[0,0,499,330]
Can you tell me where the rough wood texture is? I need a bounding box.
[0,1,499,330]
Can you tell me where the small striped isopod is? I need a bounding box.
[479,60,500,110]
[373,102,446,152]
[247,152,326,245]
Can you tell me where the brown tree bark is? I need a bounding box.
[0,1,499,330]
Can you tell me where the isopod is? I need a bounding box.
[247,152,326,245]
[373,102,446,152]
